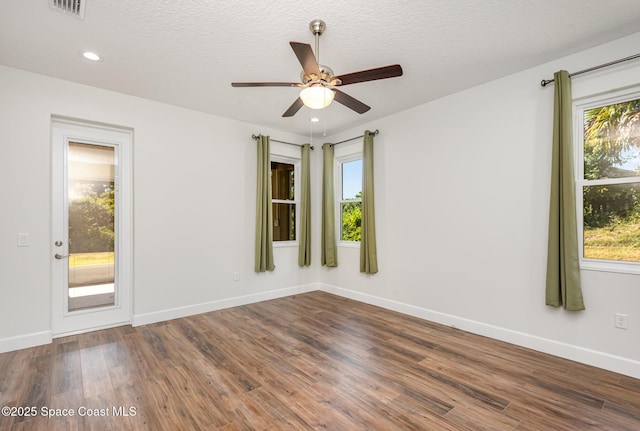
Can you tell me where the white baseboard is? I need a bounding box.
[319,283,640,379]
[132,283,319,327]
[0,331,52,354]
[4,283,638,379]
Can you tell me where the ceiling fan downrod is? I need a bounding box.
[309,19,326,66]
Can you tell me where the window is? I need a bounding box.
[271,159,297,242]
[576,90,640,271]
[338,157,363,242]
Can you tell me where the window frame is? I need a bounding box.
[271,154,299,247]
[574,86,640,274]
[336,153,363,247]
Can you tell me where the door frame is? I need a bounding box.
[51,117,133,337]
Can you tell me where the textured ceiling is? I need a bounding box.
[1,1,640,137]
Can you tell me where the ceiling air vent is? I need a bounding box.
[49,0,86,19]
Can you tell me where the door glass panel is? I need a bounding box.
[67,142,116,311]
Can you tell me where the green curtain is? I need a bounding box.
[360,130,379,274]
[321,143,338,267]
[255,135,275,272]
[545,71,585,310]
[298,144,311,266]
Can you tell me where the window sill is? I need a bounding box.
[273,241,297,248]
[580,261,640,275]
[338,241,360,249]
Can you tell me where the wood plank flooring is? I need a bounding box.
[0,291,638,430]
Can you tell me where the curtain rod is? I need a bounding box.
[252,134,314,150]
[331,129,380,146]
[540,53,640,87]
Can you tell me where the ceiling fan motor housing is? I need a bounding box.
[301,65,335,86]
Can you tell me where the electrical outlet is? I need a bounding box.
[233,272,240,281]
[17,233,29,247]
[614,313,628,330]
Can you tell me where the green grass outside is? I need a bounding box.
[584,219,640,262]
[69,252,114,267]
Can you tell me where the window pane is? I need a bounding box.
[342,159,362,199]
[273,203,296,241]
[584,98,640,180]
[271,162,294,200]
[341,201,362,242]
[583,184,640,262]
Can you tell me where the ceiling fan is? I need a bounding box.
[231,19,403,117]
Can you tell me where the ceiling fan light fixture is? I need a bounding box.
[300,86,334,109]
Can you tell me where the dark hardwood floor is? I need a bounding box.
[1,291,638,430]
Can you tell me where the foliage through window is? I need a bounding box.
[68,181,115,253]
[579,95,640,265]
[339,159,362,242]
[271,161,296,241]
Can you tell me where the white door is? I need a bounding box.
[51,119,132,336]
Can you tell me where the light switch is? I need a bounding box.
[17,233,29,247]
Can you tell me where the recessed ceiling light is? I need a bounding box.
[310,117,320,123]
[82,51,101,61]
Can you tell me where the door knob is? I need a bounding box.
[54,253,67,260]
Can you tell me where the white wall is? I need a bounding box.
[1,30,639,378]
[0,65,317,349]
[320,32,640,377]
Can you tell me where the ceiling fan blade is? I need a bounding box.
[333,64,403,86]
[333,89,370,114]
[290,42,321,78]
[282,97,304,117]
[231,82,301,87]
